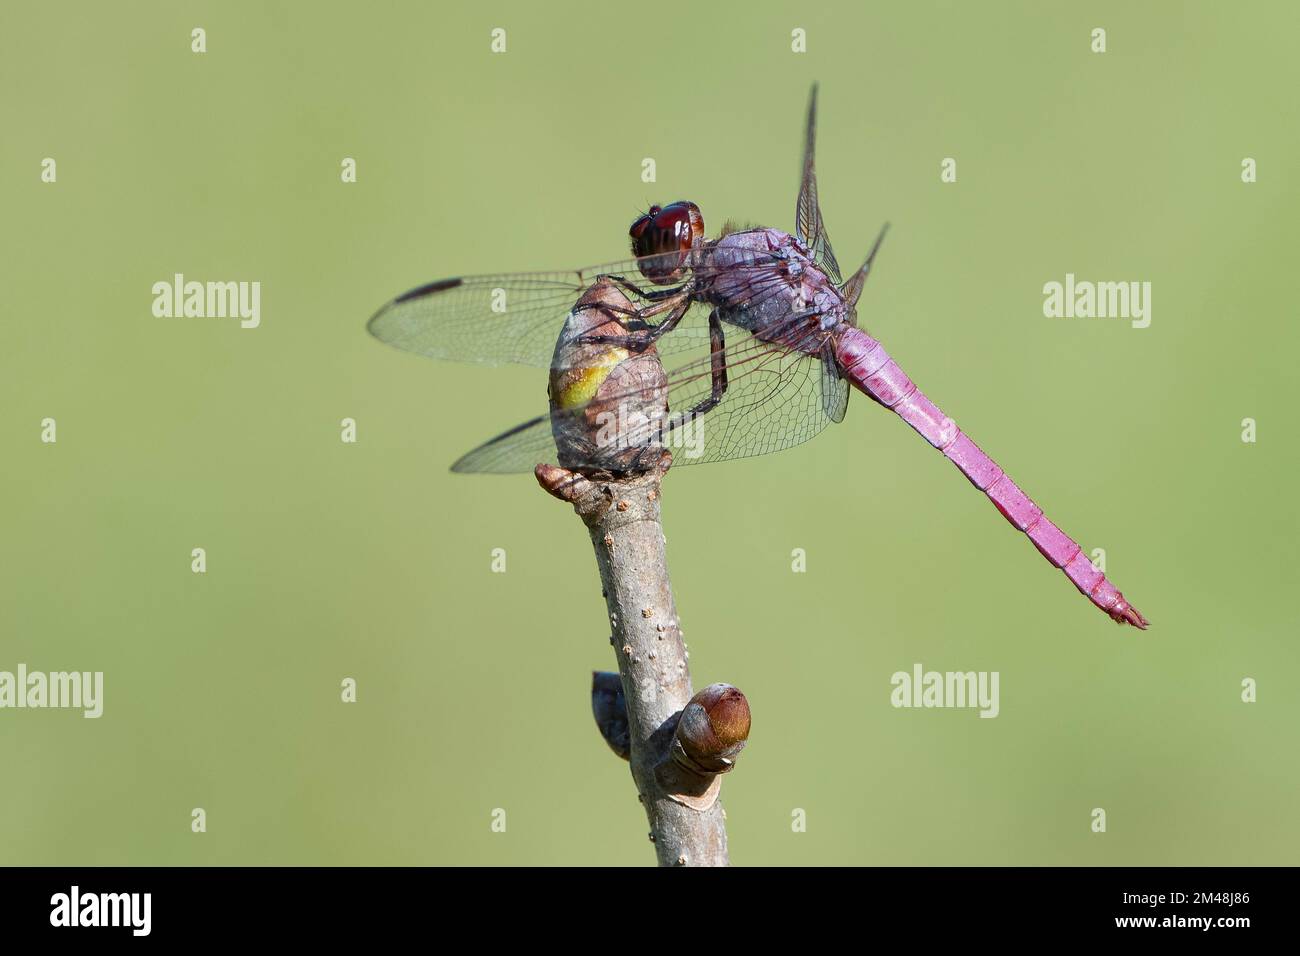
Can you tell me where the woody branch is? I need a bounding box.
[537,462,750,867]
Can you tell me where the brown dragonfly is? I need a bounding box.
[367,86,1147,628]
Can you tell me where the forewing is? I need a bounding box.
[367,253,778,368]
[794,84,843,286]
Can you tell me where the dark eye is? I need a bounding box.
[653,206,691,242]
[628,202,705,284]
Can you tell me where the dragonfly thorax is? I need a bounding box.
[700,227,849,352]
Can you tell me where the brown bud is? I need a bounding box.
[535,463,594,502]
[673,683,750,774]
[591,671,630,760]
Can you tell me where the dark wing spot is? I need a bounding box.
[394,277,463,304]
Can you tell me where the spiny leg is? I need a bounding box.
[574,295,672,324]
[578,291,693,350]
[599,274,687,303]
[689,310,729,416]
[662,310,729,446]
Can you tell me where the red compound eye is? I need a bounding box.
[629,201,704,284]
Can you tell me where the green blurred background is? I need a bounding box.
[2,1,1297,866]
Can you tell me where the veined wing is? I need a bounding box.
[367,250,783,368]
[794,84,843,287]
[658,313,845,465]
[451,313,845,473]
[449,414,559,474]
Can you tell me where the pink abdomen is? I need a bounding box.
[835,326,1147,628]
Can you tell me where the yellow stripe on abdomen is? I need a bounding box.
[550,348,631,411]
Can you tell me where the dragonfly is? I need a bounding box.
[367,85,1148,629]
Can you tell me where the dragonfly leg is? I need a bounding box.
[573,300,644,320]
[600,274,688,303]
[663,310,729,439]
[579,293,692,350]
[575,286,682,327]
[690,310,729,415]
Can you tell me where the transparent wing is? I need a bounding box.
[451,315,843,474]
[656,318,840,465]
[794,84,842,286]
[367,251,783,368]
[820,340,850,423]
[450,415,559,474]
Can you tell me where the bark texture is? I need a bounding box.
[538,464,730,866]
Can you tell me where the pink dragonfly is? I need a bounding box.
[368,86,1148,629]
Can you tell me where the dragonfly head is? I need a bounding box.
[629,200,704,285]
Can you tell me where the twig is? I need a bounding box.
[538,462,749,866]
